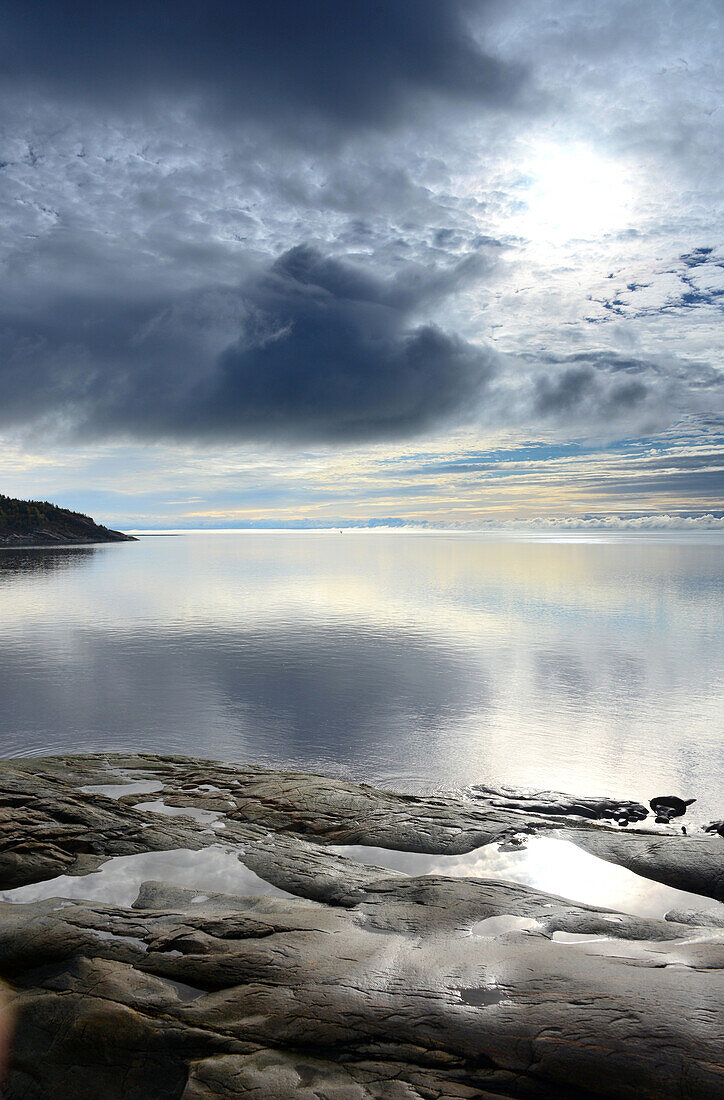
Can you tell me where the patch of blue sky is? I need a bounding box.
[393,434,685,477]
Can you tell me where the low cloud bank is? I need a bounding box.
[495,514,724,531]
[129,514,724,532]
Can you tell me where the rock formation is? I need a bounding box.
[0,753,722,1099]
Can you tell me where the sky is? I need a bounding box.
[1,0,722,530]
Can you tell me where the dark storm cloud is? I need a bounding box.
[534,366,648,418]
[1,0,526,134]
[520,348,722,435]
[0,245,497,444]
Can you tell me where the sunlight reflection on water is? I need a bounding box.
[328,837,720,920]
[0,532,722,817]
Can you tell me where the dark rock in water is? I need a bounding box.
[469,783,649,825]
[0,753,723,1100]
[650,795,696,824]
[703,820,724,838]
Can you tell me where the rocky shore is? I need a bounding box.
[0,753,722,1099]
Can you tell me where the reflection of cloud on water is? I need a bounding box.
[80,781,163,799]
[0,833,720,923]
[0,533,722,816]
[0,624,490,765]
[329,838,720,920]
[0,847,292,908]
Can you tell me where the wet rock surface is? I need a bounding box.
[0,753,722,1099]
[467,784,650,826]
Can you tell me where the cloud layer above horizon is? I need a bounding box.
[0,0,722,526]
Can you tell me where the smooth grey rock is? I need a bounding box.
[1,753,723,1099]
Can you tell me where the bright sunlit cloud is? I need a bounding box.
[518,143,636,244]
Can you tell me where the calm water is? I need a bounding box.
[1,532,722,818]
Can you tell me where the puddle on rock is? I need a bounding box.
[81,780,164,799]
[0,846,293,907]
[551,930,610,944]
[134,800,222,826]
[328,837,724,921]
[157,977,206,1002]
[458,986,505,1007]
[471,914,539,936]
